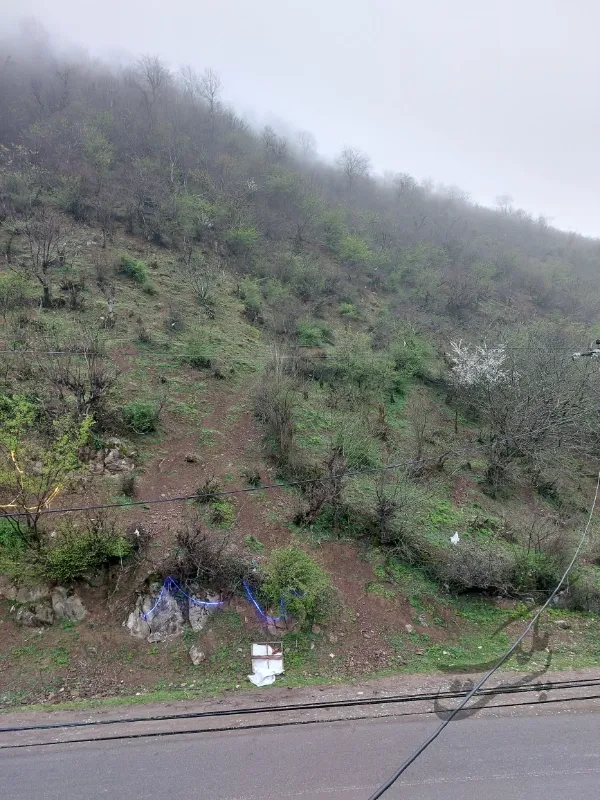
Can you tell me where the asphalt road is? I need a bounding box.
[2,708,600,799]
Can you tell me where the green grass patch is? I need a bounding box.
[365,581,396,600]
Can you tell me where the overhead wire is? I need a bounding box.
[0,455,447,521]
[366,467,600,800]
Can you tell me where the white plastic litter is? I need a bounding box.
[248,643,284,687]
[450,532,460,545]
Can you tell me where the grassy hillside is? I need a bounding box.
[1,31,600,708]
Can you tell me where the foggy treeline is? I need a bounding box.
[1,24,600,335]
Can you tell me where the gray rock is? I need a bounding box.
[103,448,135,474]
[267,624,278,637]
[125,596,152,639]
[52,587,87,623]
[0,575,16,600]
[16,602,53,627]
[16,585,51,604]
[404,624,415,634]
[188,593,220,631]
[33,602,54,625]
[189,604,211,632]
[16,609,38,627]
[554,619,571,630]
[189,645,206,665]
[104,437,124,449]
[135,590,184,642]
[146,591,184,640]
[311,624,322,635]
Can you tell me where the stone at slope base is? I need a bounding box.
[15,585,51,604]
[0,575,17,601]
[103,448,135,475]
[16,602,54,627]
[188,592,221,632]
[125,589,184,642]
[189,645,206,665]
[51,587,87,622]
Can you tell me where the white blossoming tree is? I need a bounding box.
[449,340,509,388]
[447,335,597,495]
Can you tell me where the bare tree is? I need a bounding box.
[495,194,514,213]
[178,64,201,103]
[337,146,371,187]
[297,130,317,158]
[92,190,116,247]
[21,207,65,308]
[36,329,119,420]
[179,246,218,315]
[262,125,288,161]
[134,55,171,112]
[199,67,222,113]
[449,335,600,494]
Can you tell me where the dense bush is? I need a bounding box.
[238,277,262,322]
[40,522,133,583]
[0,520,28,581]
[226,226,259,256]
[117,254,148,283]
[566,566,600,613]
[160,519,251,592]
[182,333,215,369]
[123,400,160,433]
[261,546,337,628]
[296,319,330,347]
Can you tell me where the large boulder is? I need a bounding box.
[51,587,87,623]
[125,587,184,642]
[16,602,54,627]
[189,645,206,665]
[125,596,152,639]
[16,585,51,604]
[0,575,17,600]
[188,592,221,631]
[103,448,135,475]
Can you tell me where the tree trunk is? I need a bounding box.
[42,283,52,309]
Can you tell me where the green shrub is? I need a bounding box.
[567,566,600,613]
[0,519,26,553]
[182,333,215,370]
[511,548,559,591]
[209,499,237,528]
[245,535,264,553]
[118,253,148,283]
[339,302,358,318]
[261,546,337,627]
[238,277,262,322]
[40,525,133,583]
[390,332,432,379]
[0,521,28,580]
[296,320,330,347]
[338,235,372,267]
[0,273,29,322]
[123,400,159,433]
[226,226,259,255]
[334,421,380,468]
[142,281,158,295]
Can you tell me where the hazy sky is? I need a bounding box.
[8,0,600,236]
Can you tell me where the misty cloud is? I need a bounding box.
[7,0,600,235]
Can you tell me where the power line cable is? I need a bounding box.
[0,455,445,521]
[366,467,600,800]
